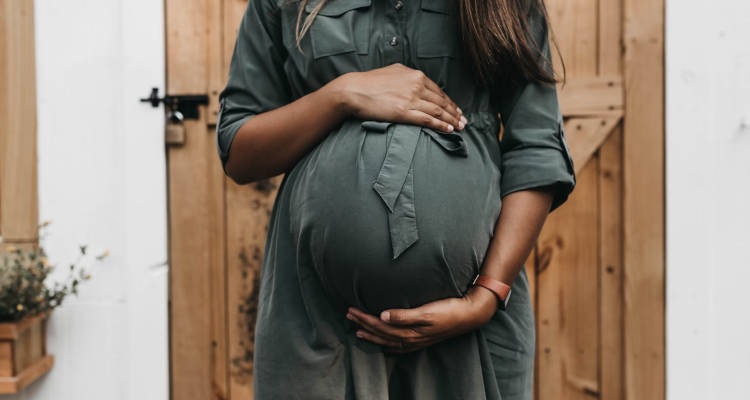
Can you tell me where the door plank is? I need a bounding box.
[207,1,229,398]
[598,1,625,399]
[536,160,600,400]
[207,0,224,126]
[558,76,624,117]
[166,0,228,398]
[225,176,282,400]
[599,127,624,400]
[538,1,602,399]
[0,0,38,241]
[547,0,599,78]
[599,0,623,75]
[565,116,622,175]
[622,0,665,397]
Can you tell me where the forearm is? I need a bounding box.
[480,187,555,289]
[224,78,350,184]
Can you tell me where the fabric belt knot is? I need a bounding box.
[361,121,468,260]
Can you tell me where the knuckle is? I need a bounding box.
[410,83,423,95]
[432,107,443,118]
[421,115,433,126]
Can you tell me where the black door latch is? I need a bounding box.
[139,87,209,120]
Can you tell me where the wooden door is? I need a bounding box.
[528,0,665,399]
[164,0,664,399]
[166,0,279,398]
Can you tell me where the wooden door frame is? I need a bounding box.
[622,0,665,398]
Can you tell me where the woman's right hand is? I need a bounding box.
[329,63,467,132]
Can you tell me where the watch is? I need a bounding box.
[472,274,512,310]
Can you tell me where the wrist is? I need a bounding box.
[322,72,358,117]
[465,285,498,324]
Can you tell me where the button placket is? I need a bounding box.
[380,0,407,65]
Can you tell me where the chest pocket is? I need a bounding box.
[417,0,461,58]
[305,0,372,59]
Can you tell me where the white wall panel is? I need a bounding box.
[666,1,750,399]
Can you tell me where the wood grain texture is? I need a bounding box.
[558,77,624,117]
[207,0,224,126]
[0,315,50,393]
[599,127,624,400]
[536,160,600,400]
[599,0,623,75]
[548,0,598,78]
[537,1,604,399]
[0,0,39,241]
[208,2,229,398]
[0,355,53,394]
[166,0,228,398]
[564,116,622,175]
[225,176,282,400]
[622,0,665,397]
[0,313,47,341]
[0,343,12,377]
[597,1,625,397]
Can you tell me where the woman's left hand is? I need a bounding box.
[346,285,499,354]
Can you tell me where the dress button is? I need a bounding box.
[390,36,399,46]
[395,1,404,10]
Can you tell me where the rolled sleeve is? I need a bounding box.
[497,2,576,212]
[216,0,292,172]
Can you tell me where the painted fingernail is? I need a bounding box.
[346,313,354,321]
[461,115,468,125]
[446,124,454,132]
[356,331,364,338]
[381,311,390,322]
[456,106,462,114]
[458,121,465,130]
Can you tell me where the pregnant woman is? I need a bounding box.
[216,0,575,398]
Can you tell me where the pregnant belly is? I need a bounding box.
[288,113,503,315]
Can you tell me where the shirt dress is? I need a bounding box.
[215,0,576,399]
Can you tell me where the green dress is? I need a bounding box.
[216,0,576,398]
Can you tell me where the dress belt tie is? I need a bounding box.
[361,121,468,260]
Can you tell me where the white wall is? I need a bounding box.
[666,1,750,399]
[9,0,169,399]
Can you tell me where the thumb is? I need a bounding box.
[380,307,429,326]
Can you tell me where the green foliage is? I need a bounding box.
[0,222,108,322]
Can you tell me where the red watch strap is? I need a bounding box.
[473,274,511,303]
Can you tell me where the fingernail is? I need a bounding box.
[346,313,353,321]
[446,124,454,132]
[458,121,465,130]
[456,106,462,114]
[356,331,364,338]
[461,116,468,124]
[381,311,390,322]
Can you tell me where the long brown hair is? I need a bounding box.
[293,0,565,89]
